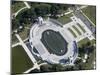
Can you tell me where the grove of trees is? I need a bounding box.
[12,2,72,31]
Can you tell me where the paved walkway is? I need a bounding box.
[24,2,31,9]
[80,9,95,26]
[12,37,28,48]
[12,42,21,47]
[24,62,47,73]
[47,6,88,18]
[63,15,95,42]
[73,7,95,35]
[76,5,95,26]
[64,6,88,16]
[14,7,27,17]
[14,1,31,17]
[15,34,37,64]
[14,34,50,73]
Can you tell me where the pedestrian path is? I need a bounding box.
[14,1,31,17]
[12,42,21,47]
[24,62,47,73]
[15,34,37,64]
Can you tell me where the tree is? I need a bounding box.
[86,41,91,46]
[29,69,40,73]
[16,8,37,25]
[40,64,51,72]
[12,18,20,31]
[34,4,51,17]
[51,64,64,71]
[50,4,59,17]
[57,4,70,10]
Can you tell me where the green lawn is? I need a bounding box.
[78,38,89,47]
[56,13,73,24]
[68,28,77,38]
[11,1,25,13]
[12,45,33,74]
[78,38,96,47]
[77,23,86,33]
[19,27,30,40]
[72,25,82,35]
[12,25,30,44]
[12,34,19,45]
[82,6,96,26]
[91,39,96,45]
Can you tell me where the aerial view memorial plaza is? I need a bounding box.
[11,0,96,74]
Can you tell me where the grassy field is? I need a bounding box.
[12,24,30,44]
[12,45,33,74]
[56,13,73,24]
[78,38,89,47]
[68,28,77,38]
[12,35,19,45]
[19,27,30,40]
[72,25,82,35]
[11,1,25,13]
[41,30,67,56]
[78,38,96,47]
[82,6,96,26]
